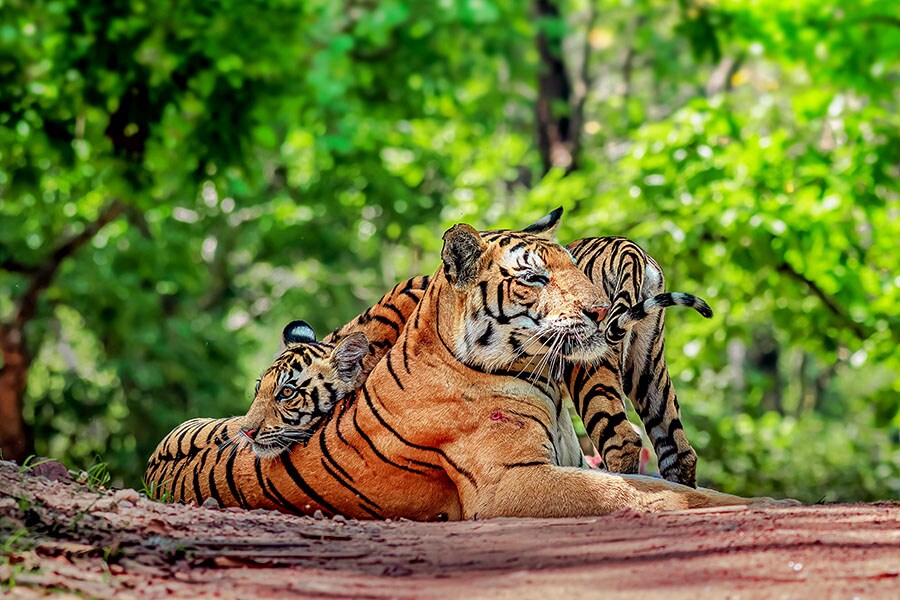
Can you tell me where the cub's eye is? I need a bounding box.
[278,386,297,401]
[518,272,549,287]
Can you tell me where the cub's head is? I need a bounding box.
[240,320,368,458]
[441,207,610,375]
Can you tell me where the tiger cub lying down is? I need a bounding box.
[146,208,790,518]
[242,275,430,456]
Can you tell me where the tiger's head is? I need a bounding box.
[441,207,611,376]
[240,320,369,458]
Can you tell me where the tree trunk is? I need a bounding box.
[535,0,576,175]
[0,325,31,463]
[0,200,124,463]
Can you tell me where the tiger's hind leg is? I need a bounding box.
[623,295,698,488]
[566,359,642,475]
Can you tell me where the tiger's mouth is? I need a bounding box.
[246,428,313,459]
[512,323,607,380]
[535,324,606,361]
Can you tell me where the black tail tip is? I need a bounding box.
[698,302,713,319]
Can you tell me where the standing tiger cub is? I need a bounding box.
[565,237,703,486]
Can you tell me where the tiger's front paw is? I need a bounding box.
[600,429,643,475]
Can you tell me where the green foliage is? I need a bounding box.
[83,461,111,491]
[140,477,172,503]
[1,0,897,501]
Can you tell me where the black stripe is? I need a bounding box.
[191,448,210,502]
[382,302,406,323]
[363,387,474,485]
[335,404,365,460]
[402,335,412,373]
[318,457,383,512]
[385,351,406,390]
[254,457,306,516]
[657,445,677,467]
[225,447,250,509]
[373,314,401,335]
[352,404,431,477]
[587,410,628,442]
[319,425,354,482]
[602,439,641,456]
[504,460,546,469]
[281,452,340,514]
[206,458,223,505]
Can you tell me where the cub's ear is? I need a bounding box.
[523,206,564,238]
[331,332,369,385]
[283,320,316,346]
[441,223,487,289]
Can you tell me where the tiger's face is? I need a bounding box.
[443,207,611,376]
[240,321,368,458]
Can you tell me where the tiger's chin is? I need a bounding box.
[560,332,611,364]
[247,432,312,459]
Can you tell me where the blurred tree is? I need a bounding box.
[0,0,897,500]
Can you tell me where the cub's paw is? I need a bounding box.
[660,447,697,489]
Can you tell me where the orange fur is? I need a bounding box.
[146,212,788,518]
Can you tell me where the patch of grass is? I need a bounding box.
[0,522,38,590]
[71,459,111,492]
[85,462,111,491]
[140,477,173,503]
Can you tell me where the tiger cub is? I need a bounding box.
[242,276,429,455]
[242,322,369,456]
[566,237,707,486]
[144,277,429,494]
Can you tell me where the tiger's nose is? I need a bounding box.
[583,304,609,324]
[241,427,258,440]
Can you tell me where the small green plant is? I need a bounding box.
[70,459,112,492]
[85,461,111,491]
[140,477,173,503]
[0,523,37,590]
[17,455,55,474]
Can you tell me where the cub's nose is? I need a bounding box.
[241,427,258,440]
[583,304,610,324]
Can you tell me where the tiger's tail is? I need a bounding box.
[610,292,712,339]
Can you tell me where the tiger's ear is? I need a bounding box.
[523,206,564,239]
[441,223,487,290]
[283,320,316,346]
[331,332,369,385]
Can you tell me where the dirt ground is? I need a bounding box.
[1,460,898,599]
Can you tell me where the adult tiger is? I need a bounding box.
[146,209,787,518]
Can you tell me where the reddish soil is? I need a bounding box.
[1,460,898,599]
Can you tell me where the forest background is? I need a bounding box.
[1,0,898,502]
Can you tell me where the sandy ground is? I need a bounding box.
[1,460,898,599]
